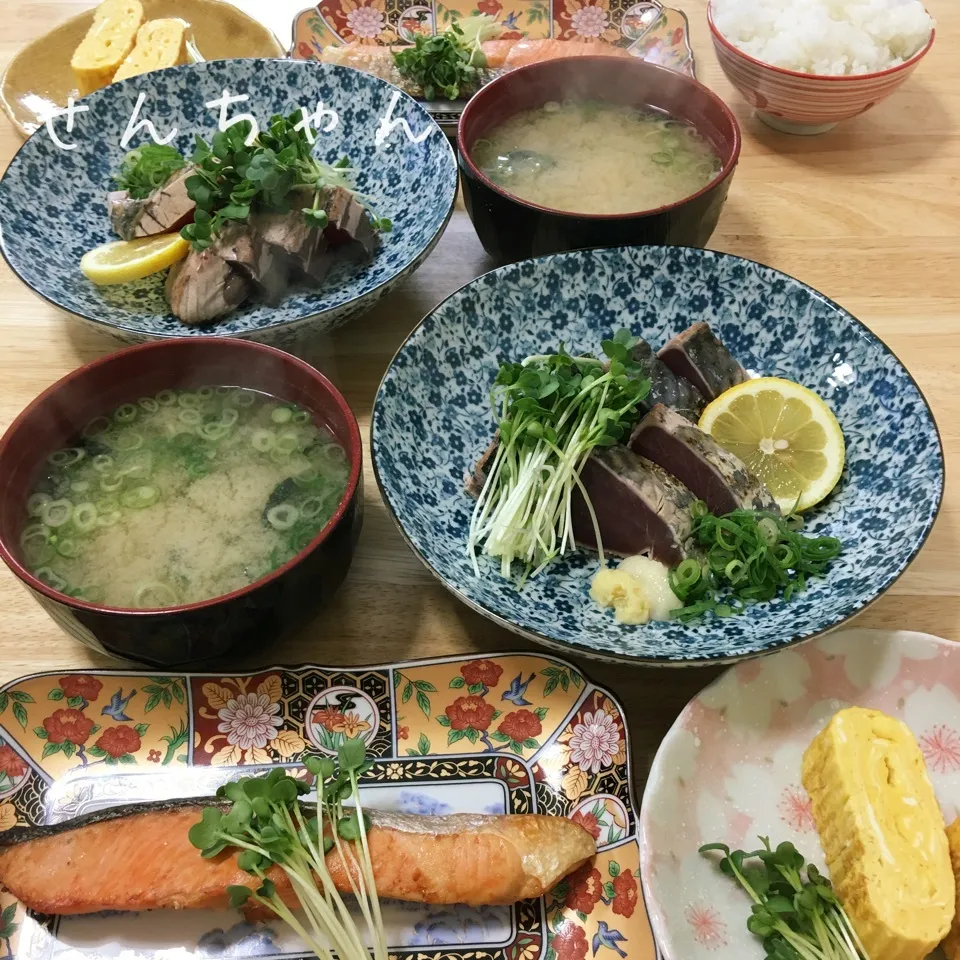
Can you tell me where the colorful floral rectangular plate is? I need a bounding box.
[640,627,959,959]
[291,0,695,132]
[0,651,658,960]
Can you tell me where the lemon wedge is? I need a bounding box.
[698,377,845,513]
[80,234,190,286]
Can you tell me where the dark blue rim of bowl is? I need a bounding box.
[456,56,742,222]
[370,244,946,667]
[0,58,458,340]
[0,337,363,618]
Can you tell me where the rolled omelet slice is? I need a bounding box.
[71,0,145,96]
[802,707,955,960]
[941,817,960,959]
[113,19,188,83]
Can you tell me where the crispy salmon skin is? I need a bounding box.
[0,799,595,916]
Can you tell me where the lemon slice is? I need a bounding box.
[698,377,845,513]
[80,234,190,286]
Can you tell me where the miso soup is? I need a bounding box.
[472,100,722,215]
[20,387,350,609]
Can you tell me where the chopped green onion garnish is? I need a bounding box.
[48,448,85,469]
[41,499,73,528]
[34,567,68,591]
[299,496,326,520]
[27,493,52,517]
[113,432,143,452]
[73,503,98,533]
[252,429,275,453]
[56,539,82,559]
[267,504,300,531]
[670,507,842,621]
[135,582,178,607]
[198,423,230,442]
[120,485,160,509]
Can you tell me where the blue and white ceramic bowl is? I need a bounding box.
[372,246,944,665]
[0,59,457,347]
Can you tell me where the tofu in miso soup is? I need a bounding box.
[19,387,350,609]
[471,100,722,215]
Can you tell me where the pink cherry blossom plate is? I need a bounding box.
[0,650,659,960]
[290,0,695,134]
[639,627,960,959]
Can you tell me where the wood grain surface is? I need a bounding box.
[0,0,957,792]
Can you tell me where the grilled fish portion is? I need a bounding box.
[629,404,779,515]
[106,167,196,242]
[165,246,251,325]
[571,445,699,566]
[627,339,705,422]
[0,799,595,916]
[318,39,631,99]
[658,322,748,402]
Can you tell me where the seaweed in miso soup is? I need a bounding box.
[20,387,350,609]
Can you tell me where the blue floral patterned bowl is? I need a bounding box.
[0,59,457,347]
[371,246,944,665]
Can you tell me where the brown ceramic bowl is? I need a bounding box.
[0,0,284,137]
[457,57,741,263]
[0,339,362,668]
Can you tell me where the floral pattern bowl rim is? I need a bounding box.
[638,626,960,959]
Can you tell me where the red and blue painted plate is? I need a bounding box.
[0,651,659,960]
[291,0,695,131]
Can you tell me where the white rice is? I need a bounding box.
[712,0,935,76]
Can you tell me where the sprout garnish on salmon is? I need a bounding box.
[189,739,387,960]
[392,16,502,101]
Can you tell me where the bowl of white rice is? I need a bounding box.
[708,0,935,134]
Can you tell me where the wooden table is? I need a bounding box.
[0,0,957,796]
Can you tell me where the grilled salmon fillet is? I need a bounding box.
[0,799,595,916]
[318,38,632,94]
